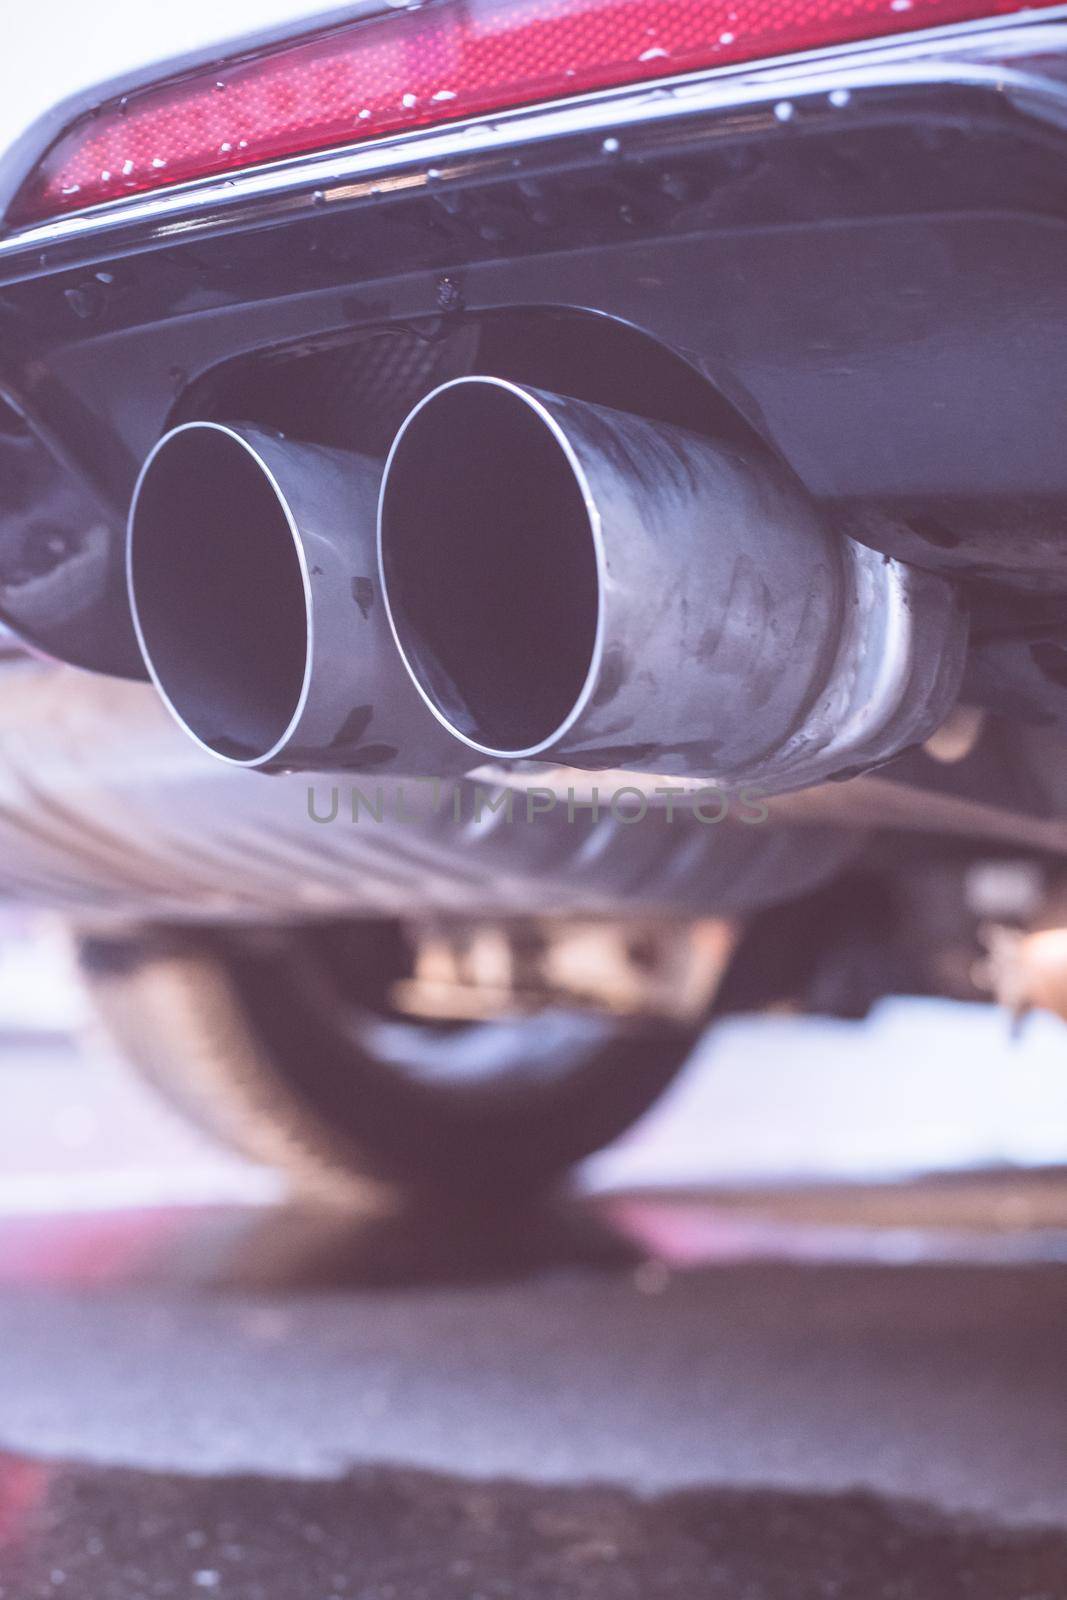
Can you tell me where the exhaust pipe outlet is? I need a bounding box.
[128,421,470,774]
[379,378,967,791]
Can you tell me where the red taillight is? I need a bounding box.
[8,0,1049,226]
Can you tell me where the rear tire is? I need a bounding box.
[77,921,700,1204]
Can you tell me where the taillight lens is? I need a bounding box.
[9,0,1050,226]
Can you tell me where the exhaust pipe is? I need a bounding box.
[127,421,469,774]
[378,377,967,792]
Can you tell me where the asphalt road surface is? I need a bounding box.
[0,1185,1065,1597]
[1,987,1067,1596]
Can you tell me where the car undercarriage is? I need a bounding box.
[3,2,1067,1191]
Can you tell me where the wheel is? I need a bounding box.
[76,920,702,1204]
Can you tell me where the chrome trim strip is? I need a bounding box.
[4,7,1067,267]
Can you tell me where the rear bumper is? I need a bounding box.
[2,13,1067,673]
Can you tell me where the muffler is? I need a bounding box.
[127,421,469,773]
[378,377,968,792]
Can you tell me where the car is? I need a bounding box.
[0,0,1065,1203]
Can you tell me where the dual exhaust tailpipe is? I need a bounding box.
[128,380,968,791]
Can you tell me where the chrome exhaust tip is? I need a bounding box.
[128,420,468,774]
[378,377,967,791]
[378,380,603,763]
